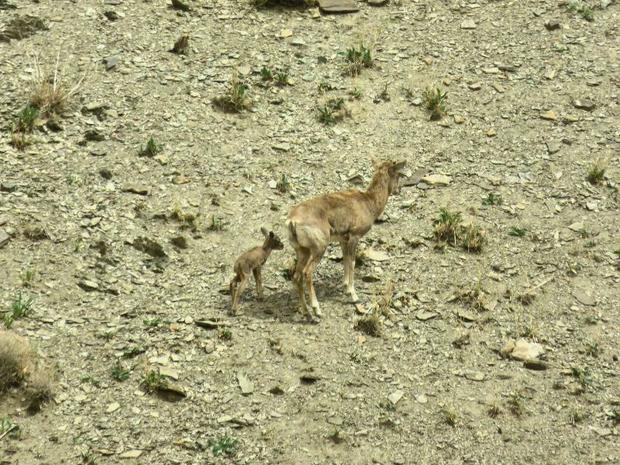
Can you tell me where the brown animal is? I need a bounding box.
[229,228,284,314]
[286,160,406,322]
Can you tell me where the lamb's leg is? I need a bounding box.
[233,274,249,312]
[343,238,360,302]
[253,267,264,301]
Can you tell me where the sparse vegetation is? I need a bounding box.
[276,174,291,193]
[209,435,238,456]
[433,208,462,246]
[571,366,593,392]
[208,215,225,231]
[439,406,459,427]
[568,408,589,425]
[586,159,606,185]
[567,0,594,21]
[4,292,34,329]
[212,75,251,112]
[343,43,373,76]
[423,87,448,120]
[14,105,39,133]
[317,97,349,125]
[584,341,601,358]
[461,223,485,252]
[508,226,527,237]
[139,137,162,157]
[21,269,35,288]
[111,362,130,382]
[507,391,525,417]
[141,370,166,394]
[483,192,503,206]
[219,328,233,340]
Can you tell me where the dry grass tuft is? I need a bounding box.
[355,312,382,337]
[28,52,85,118]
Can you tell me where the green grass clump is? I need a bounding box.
[423,87,448,120]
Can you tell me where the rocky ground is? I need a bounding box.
[0,0,618,464]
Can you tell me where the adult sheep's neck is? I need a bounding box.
[364,170,390,219]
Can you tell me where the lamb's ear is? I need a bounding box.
[261,227,269,238]
[371,158,381,170]
[390,160,407,173]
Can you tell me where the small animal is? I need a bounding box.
[171,35,190,54]
[286,159,406,322]
[229,228,284,314]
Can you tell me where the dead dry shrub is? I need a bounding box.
[0,330,32,392]
[0,330,53,411]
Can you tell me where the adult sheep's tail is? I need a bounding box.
[286,219,297,244]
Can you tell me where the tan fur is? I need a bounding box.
[287,160,406,321]
[229,228,284,314]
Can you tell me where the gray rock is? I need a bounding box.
[103,55,119,70]
[572,99,595,111]
[0,229,9,248]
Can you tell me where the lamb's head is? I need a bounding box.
[261,227,284,250]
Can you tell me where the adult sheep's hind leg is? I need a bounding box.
[293,247,312,321]
[304,247,326,319]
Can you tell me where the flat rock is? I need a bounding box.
[501,339,544,361]
[572,288,595,306]
[421,174,451,186]
[318,0,359,13]
[464,371,485,382]
[119,450,142,459]
[456,309,477,322]
[568,222,584,232]
[461,19,477,29]
[540,110,558,121]
[415,310,437,321]
[106,402,120,413]
[362,248,390,262]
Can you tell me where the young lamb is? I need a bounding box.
[286,159,406,322]
[229,227,284,314]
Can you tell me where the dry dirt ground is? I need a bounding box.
[0,0,619,464]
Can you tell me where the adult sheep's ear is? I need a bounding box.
[269,231,274,238]
[261,227,269,238]
[390,160,407,173]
